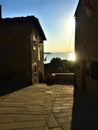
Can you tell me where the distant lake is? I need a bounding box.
[44,52,75,63]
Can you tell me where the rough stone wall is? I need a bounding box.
[0,23,32,87]
[30,31,44,84]
[75,0,98,98]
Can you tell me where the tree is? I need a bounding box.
[62,60,69,72]
[44,57,75,73]
[50,57,63,72]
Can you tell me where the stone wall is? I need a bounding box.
[0,23,32,87]
[75,0,98,98]
[30,31,44,84]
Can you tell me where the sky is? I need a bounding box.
[0,0,79,52]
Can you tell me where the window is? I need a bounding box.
[38,46,40,61]
[33,35,36,42]
[33,62,37,73]
[33,44,36,50]
[91,61,98,79]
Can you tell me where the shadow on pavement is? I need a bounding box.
[0,82,31,96]
[46,77,74,86]
[71,89,98,130]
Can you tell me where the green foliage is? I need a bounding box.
[50,57,63,69]
[48,57,75,73]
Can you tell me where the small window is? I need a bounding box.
[38,46,40,61]
[34,64,37,73]
[33,35,36,41]
[33,44,36,50]
[33,40,36,43]
[91,61,98,79]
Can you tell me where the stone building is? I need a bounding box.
[0,6,46,88]
[75,0,98,98]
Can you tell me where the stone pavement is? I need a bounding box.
[0,84,98,130]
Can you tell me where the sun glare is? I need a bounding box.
[67,17,75,30]
[69,53,76,61]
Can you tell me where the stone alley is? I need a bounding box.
[0,84,98,130]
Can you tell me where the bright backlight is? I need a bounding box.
[66,16,75,31]
[69,53,76,61]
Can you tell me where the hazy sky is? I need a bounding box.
[0,0,79,52]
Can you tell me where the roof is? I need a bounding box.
[74,0,81,17]
[0,16,46,40]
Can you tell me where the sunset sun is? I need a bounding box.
[69,53,76,61]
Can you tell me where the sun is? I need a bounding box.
[69,53,76,61]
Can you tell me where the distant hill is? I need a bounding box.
[44,52,52,54]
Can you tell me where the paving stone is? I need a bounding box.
[0,107,15,114]
[0,122,33,129]
[57,117,70,124]
[0,102,25,107]
[20,126,49,130]
[0,115,14,123]
[44,114,60,128]
[54,113,66,118]
[61,123,71,130]
[49,128,62,130]
[32,119,46,127]
[14,115,44,121]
